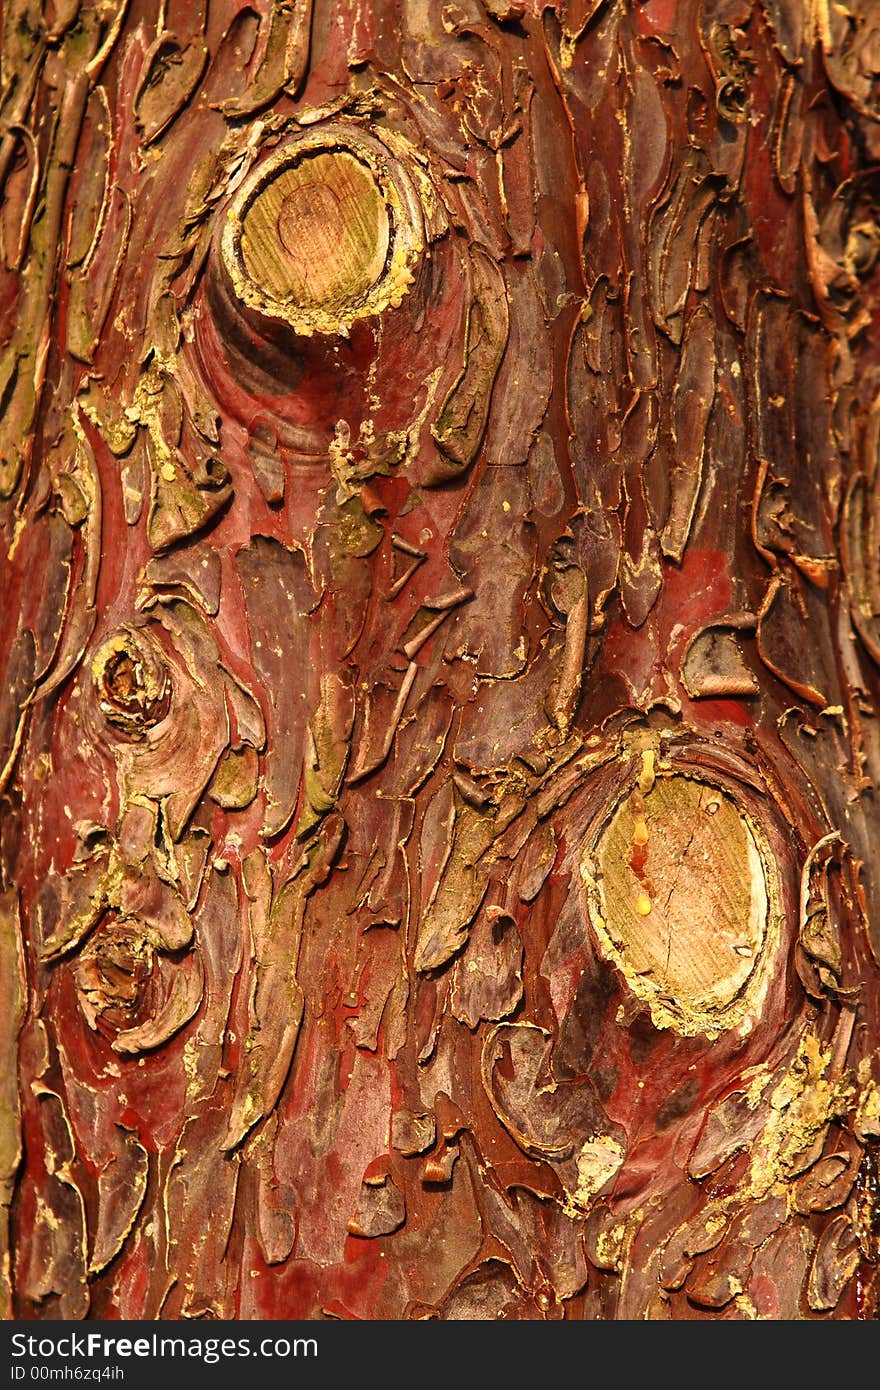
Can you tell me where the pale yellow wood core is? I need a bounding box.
[240,150,391,313]
[591,774,769,1024]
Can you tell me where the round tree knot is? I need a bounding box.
[580,764,782,1039]
[219,127,425,339]
[91,629,170,737]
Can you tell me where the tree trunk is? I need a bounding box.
[2,0,879,1321]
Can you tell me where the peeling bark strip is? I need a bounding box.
[2,0,880,1322]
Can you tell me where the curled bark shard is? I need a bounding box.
[450,909,524,1029]
[218,0,313,118]
[662,304,716,562]
[756,573,832,707]
[89,1131,149,1275]
[414,797,495,974]
[392,1110,436,1157]
[141,544,222,617]
[238,535,316,839]
[224,814,342,1152]
[297,671,355,834]
[807,1214,861,1312]
[796,833,847,1001]
[347,1169,406,1239]
[67,188,131,364]
[221,878,306,1152]
[0,892,25,1316]
[429,246,509,478]
[680,614,759,699]
[843,458,880,666]
[134,33,209,146]
[481,1021,626,1214]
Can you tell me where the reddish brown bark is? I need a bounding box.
[1,0,880,1321]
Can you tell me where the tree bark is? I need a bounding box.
[1,0,879,1321]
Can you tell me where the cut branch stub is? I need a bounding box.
[218,127,425,340]
[580,762,781,1039]
[245,151,390,312]
[72,914,203,1056]
[91,628,170,737]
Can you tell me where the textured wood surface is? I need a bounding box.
[1,0,879,1321]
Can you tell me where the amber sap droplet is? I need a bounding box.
[638,748,656,795]
[627,786,651,890]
